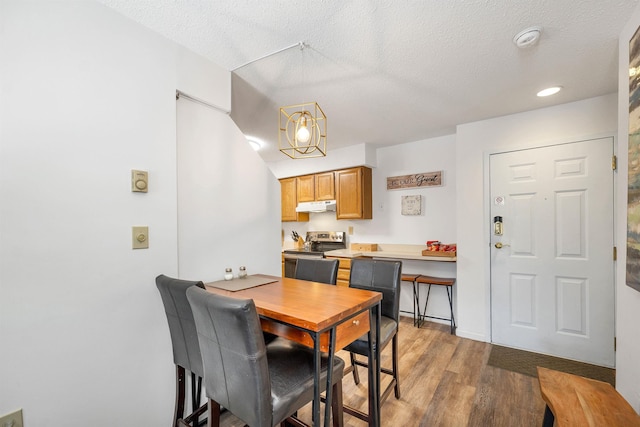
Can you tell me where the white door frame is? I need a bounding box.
[481,134,617,347]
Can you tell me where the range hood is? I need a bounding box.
[295,200,337,213]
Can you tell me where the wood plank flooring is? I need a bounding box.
[217,317,546,427]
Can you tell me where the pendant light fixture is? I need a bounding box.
[279,42,327,159]
[231,41,327,159]
[279,102,326,159]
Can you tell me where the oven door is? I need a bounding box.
[283,253,324,278]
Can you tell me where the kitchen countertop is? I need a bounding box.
[307,243,456,262]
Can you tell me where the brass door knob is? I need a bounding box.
[495,242,510,249]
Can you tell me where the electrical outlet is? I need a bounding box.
[0,409,23,427]
[348,226,354,235]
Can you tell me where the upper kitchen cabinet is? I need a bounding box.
[335,166,372,219]
[280,177,309,222]
[296,174,315,202]
[315,171,335,201]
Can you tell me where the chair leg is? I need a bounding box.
[207,399,221,427]
[392,333,400,399]
[190,372,201,426]
[446,286,456,334]
[174,366,186,427]
[331,377,344,427]
[349,352,360,385]
[421,284,433,326]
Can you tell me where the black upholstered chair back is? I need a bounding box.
[156,274,205,378]
[349,259,402,321]
[294,258,340,285]
[186,286,271,427]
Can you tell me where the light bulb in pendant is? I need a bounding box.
[296,116,311,143]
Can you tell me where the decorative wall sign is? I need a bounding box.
[401,195,421,215]
[627,25,640,293]
[387,171,442,190]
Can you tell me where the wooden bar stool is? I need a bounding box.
[416,275,456,334]
[401,273,422,327]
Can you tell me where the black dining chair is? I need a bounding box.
[344,259,402,417]
[155,274,207,427]
[186,286,345,427]
[294,258,340,285]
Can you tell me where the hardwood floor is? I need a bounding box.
[217,317,546,427]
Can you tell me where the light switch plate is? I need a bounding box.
[132,226,149,249]
[131,170,148,193]
[0,409,23,427]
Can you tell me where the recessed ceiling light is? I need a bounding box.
[246,137,262,151]
[537,86,562,97]
[513,26,543,49]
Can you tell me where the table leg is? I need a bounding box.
[324,328,336,427]
[313,331,321,427]
[367,302,381,427]
[542,405,554,427]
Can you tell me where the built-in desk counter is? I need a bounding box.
[325,244,457,322]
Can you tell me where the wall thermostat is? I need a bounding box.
[131,170,148,193]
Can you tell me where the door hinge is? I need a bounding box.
[614,337,617,352]
[612,155,617,170]
[613,246,617,261]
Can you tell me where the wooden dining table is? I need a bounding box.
[204,274,383,427]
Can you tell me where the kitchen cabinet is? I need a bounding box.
[335,166,372,219]
[315,171,335,201]
[296,174,315,202]
[280,166,370,221]
[280,177,309,222]
[325,256,352,287]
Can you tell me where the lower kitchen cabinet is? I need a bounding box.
[326,256,353,287]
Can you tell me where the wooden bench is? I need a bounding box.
[537,366,640,426]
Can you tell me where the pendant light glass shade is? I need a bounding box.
[295,116,311,143]
[279,102,326,159]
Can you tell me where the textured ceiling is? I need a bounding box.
[97,0,638,162]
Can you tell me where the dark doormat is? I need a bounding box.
[487,345,615,386]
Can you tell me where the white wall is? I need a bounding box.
[0,1,280,425]
[278,135,456,244]
[455,94,618,343]
[268,142,376,178]
[617,5,640,412]
[176,97,281,281]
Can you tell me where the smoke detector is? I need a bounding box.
[513,26,542,48]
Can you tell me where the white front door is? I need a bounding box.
[490,138,615,367]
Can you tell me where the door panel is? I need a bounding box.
[490,137,615,367]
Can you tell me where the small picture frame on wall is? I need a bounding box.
[401,195,421,215]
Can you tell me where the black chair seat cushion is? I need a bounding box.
[344,315,397,356]
[267,338,345,424]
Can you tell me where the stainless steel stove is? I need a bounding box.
[283,231,346,278]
